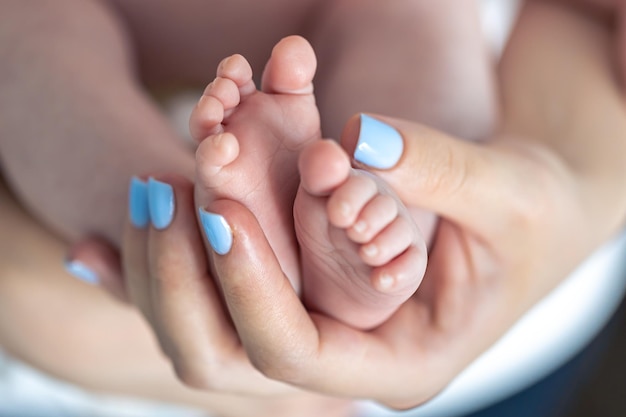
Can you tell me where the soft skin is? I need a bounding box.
[2,0,626,413]
[0,0,493,249]
[71,0,626,409]
[202,2,626,408]
[0,178,355,417]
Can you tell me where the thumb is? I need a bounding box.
[340,114,524,237]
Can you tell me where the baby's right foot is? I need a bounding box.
[295,140,427,329]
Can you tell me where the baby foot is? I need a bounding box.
[295,140,427,329]
[190,36,320,290]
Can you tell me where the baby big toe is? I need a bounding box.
[204,77,241,115]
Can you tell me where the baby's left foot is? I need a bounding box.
[295,140,427,329]
[190,36,320,290]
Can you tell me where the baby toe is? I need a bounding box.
[371,245,425,295]
[189,95,225,142]
[204,77,241,112]
[347,194,398,243]
[195,132,240,184]
[360,216,415,267]
[327,175,378,229]
[216,54,256,96]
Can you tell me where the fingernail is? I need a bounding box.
[64,259,99,285]
[198,208,232,255]
[148,178,175,230]
[353,114,403,169]
[129,177,150,228]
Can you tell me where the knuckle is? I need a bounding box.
[168,349,234,392]
[378,369,450,411]
[171,350,229,391]
[249,347,311,385]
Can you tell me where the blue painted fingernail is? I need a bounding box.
[353,114,403,169]
[64,259,99,285]
[198,208,232,255]
[148,178,175,230]
[129,177,149,228]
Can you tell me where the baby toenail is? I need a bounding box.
[212,133,225,148]
[339,202,352,219]
[353,220,368,234]
[362,243,378,258]
[203,82,215,95]
[376,274,395,292]
[198,94,211,107]
[354,114,403,169]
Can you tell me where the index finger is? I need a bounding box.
[205,200,445,405]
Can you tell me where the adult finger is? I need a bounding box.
[204,199,447,405]
[340,114,550,240]
[144,175,291,395]
[122,176,155,323]
[202,199,320,377]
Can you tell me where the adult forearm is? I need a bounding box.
[0,1,193,246]
[500,0,626,239]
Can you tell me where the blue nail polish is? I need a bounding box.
[198,209,232,255]
[148,178,175,230]
[64,259,99,285]
[129,177,150,228]
[353,114,403,169]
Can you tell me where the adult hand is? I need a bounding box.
[68,174,303,396]
[205,2,626,405]
[56,111,625,410]
[205,111,611,408]
[68,1,626,409]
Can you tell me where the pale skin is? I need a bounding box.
[0,0,494,250]
[65,0,626,410]
[0,0,493,332]
[185,1,626,407]
[1,0,626,415]
[189,36,427,329]
[0,179,353,417]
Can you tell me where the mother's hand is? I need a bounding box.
[69,175,304,397]
[205,113,611,409]
[220,4,626,404]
